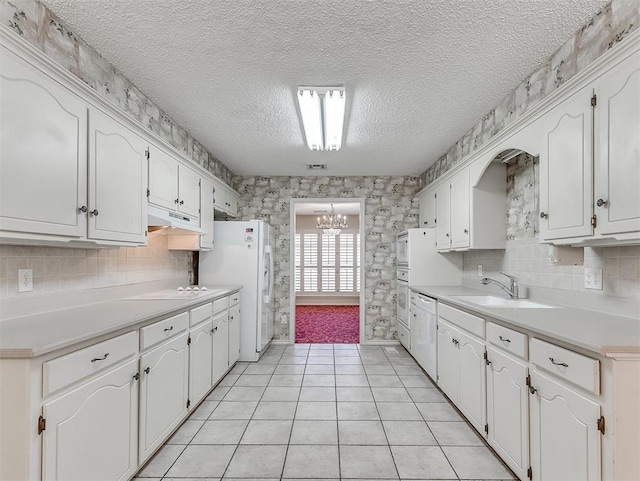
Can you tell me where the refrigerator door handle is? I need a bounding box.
[264,245,274,304]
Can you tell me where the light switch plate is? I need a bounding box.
[584,267,603,290]
[477,264,483,277]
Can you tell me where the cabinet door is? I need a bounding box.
[212,311,229,384]
[540,87,594,241]
[456,327,486,433]
[228,305,240,366]
[178,165,200,217]
[436,183,451,250]
[529,370,601,481]
[200,177,215,249]
[189,321,213,406]
[486,348,529,480]
[226,189,239,217]
[212,180,226,212]
[450,169,470,249]
[88,109,148,244]
[436,320,458,402]
[42,360,138,481]
[419,190,437,228]
[147,145,179,211]
[0,47,88,238]
[594,50,640,236]
[139,333,189,463]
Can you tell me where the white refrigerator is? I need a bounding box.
[199,220,275,361]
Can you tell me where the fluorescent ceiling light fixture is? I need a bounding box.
[297,87,346,151]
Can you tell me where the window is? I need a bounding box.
[295,230,360,294]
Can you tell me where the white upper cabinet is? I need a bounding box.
[541,47,640,244]
[417,190,437,228]
[88,109,148,244]
[147,145,179,211]
[0,46,88,239]
[147,146,201,218]
[213,180,239,218]
[435,182,451,250]
[594,50,640,236]
[449,169,470,249]
[540,85,594,241]
[432,163,505,252]
[200,177,215,250]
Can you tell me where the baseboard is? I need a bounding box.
[296,296,359,306]
[270,339,290,345]
[359,340,401,346]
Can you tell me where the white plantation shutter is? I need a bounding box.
[295,234,301,292]
[294,230,360,294]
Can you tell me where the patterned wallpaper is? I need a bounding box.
[234,176,421,341]
[1,0,235,186]
[421,0,639,186]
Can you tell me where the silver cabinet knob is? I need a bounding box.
[596,198,608,207]
[90,209,99,216]
[540,211,548,219]
[78,205,88,213]
[464,229,468,234]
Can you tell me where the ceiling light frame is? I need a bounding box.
[297,86,346,151]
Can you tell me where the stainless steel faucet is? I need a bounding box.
[480,272,519,298]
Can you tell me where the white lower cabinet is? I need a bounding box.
[486,347,529,480]
[189,320,214,406]
[138,332,189,463]
[529,370,601,481]
[42,359,139,481]
[436,318,486,434]
[228,305,240,366]
[212,310,230,384]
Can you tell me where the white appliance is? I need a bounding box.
[395,228,461,366]
[199,220,275,361]
[411,294,438,379]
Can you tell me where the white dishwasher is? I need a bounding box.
[411,294,437,380]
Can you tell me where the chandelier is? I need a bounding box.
[317,204,348,235]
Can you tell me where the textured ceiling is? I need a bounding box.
[42,0,609,176]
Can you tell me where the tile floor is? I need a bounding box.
[135,343,515,481]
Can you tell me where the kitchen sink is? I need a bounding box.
[452,296,557,309]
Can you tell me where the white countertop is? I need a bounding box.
[410,285,640,356]
[0,284,241,359]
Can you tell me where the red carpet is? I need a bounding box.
[295,305,360,344]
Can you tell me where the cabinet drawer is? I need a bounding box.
[530,338,600,394]
[487,322,528,359]
[43,331,138,396]
[212,296,229,315]
[140,312,189,351]
[439,303,484,338]
[229,292,240,307]
[397,321,410,351]
[190,302,212,326]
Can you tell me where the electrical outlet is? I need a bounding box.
[584,267,603,290]
[477,264,483,277]
[281,315,288,325]
[18,268,33,292]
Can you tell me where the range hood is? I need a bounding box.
[147,205,205,235]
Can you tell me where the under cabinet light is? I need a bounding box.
[297,87,346,151]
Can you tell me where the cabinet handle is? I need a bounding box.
[90,353,109,362]
[548,357,568,367]
[78,205,87,213]
[133,373,140,381]
[89,209,99,216]
[175,198,179,204]
[164,326,173,332]
[144,367,150,374]
[180,200,184,205]
[529,385,537,395]
[213,326,218,332]
[540,211,548,219]
[464,229,468,234]
[596,198,608,207]
[498,335,511,343]
[445,233,449,237]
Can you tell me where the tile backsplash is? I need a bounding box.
[463,241,640,301]
[0,234,193,300]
